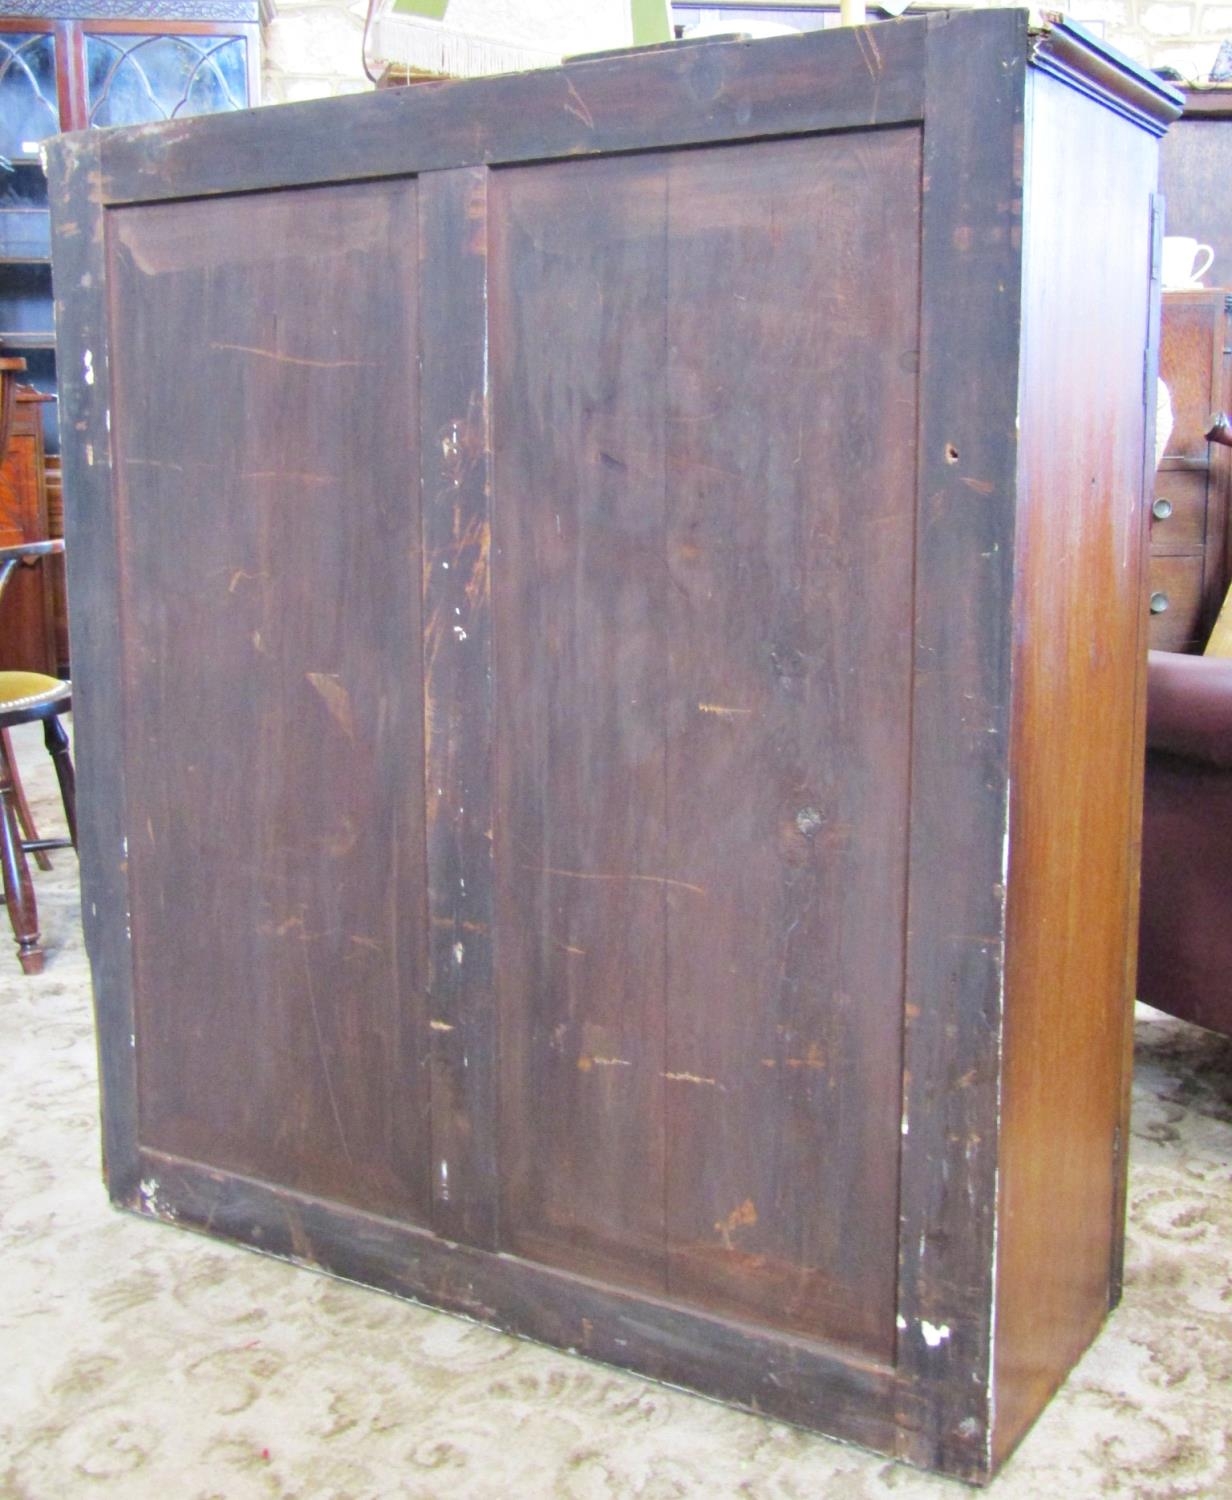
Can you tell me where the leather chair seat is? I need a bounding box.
[1138,650,1232,1037]
[0,672,72,717]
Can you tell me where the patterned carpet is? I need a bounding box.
[1,721,1229,1499]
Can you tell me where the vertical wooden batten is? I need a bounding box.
[47,130,141,1202]
[419,164,501,1252]
[894,7,1027,1480]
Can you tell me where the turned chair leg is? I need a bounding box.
[0,727,52,871]
[44,715,76,849]
[0,738,42,974]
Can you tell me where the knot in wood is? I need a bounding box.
[795,807,823,838]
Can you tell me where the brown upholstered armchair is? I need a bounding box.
[1137,650,1232,1035]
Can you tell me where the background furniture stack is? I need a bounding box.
[1151,288,1232,649]
[1152,83,1232,646]
[0,0,262,678]
[0,350,74,972]
[1137,89,1232,1039]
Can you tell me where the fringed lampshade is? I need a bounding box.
[367,0,671,83]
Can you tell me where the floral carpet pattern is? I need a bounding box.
[1,722,1230,1499]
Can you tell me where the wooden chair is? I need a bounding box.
[0,538,75,973]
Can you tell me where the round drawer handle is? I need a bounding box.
[1150,591,1170,614]
[1153,497,1174,521]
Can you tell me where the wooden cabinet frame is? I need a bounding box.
[47,12,1179,1483]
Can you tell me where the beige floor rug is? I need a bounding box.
[1,721,1229,1499]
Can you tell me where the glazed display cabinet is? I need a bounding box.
[0,0,260,454]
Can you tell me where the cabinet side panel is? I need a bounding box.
[995,75,1158,1464]
[108,180,432,1224]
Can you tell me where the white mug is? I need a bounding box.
[1162,235,1215,289]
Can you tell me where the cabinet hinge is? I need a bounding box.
[1149,193,1165,286]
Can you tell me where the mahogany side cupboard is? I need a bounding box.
[47,13,1180,1482]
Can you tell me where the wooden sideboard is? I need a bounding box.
[47,12,1180,1483]
[0,386,58,674]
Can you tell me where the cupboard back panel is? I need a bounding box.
[490,128,921,1358]
[49,12,1178,1478]
[108,180,433,1223]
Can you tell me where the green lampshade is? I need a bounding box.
[631,0,671,44]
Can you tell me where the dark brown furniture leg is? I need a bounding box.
[44,716,76,848]
[1,728,53,871]
[0,736,43,974]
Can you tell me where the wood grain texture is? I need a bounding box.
[47,130,141,1200]
[420,166,499,1251]
[993,71,1158,1469]
[660,130,918,1358]
[491,130,919,1348]
[892,10,1026,1480]
[90,22,928,207]
[108,180,431,1223]
[490,152,670,1294]
[135,1142,901,1454]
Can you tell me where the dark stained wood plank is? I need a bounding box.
[46,130,142,1201]
[419,166,499,1250]
[893,9,1027,1482]
[92,22,928,206]
[489,152,670,1293]
[107,180,432,1224]
[993,74,1160,1469]
[135,1144,901,1458]
[659,129,919,1360]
